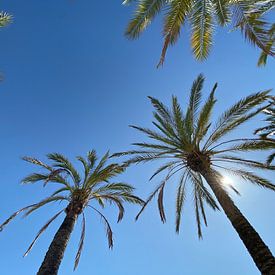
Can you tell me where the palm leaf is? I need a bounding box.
[175,172,187,233]
[195,83,217,145]
[47,153,81,185]
[158,0,193,66]
[125,0,166,39]
[23,209,64,257]
[204,90,270,148]
[0,203,38,231]
[89,206,114,249]
[74,213,86,270]
[191,0,214,60]
[213,0,231,26]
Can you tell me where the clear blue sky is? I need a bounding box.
[0,1,274,274]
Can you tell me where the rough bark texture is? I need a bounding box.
[201,169,275,275]
[37,212,77,275]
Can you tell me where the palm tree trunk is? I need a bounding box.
[201,169,275,275]
[37,212,77,275]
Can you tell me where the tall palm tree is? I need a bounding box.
[0,12,12,27]
[113,75,275,274]
[124,0,274,66]
[254,96,275,164]
[0,150,143,275]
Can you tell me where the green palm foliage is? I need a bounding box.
[0,150,143,273]
[124,0,275,66]
[0,12,12,27]
[113,74,275,273]
[254,96,275,164]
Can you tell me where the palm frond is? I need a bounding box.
[219,167,275,191]
[136,182,164,220]
[87,150,97,169]
[131,125,181,147]
[74,213,86,270]
[23,196,67,217]
[87,164,125,188]
[23,209,64,257]
[204,90,270,149]
[190,171,220,210]
[212,0,231,26]
[257,24,275,66]
[171,96,189,144]
[232,1,274,56]
[47,153,81,185]
[188,74,204,131]
[214,155,275,170]
[191,0,214,60]
[0,203,38,231]
[149,160,181,180]
[267,152,275,165]
[77,156,90,183]
[195,83,217,145]
[175,172,188,233]
[98,195,125,222]
[89,206,114,249]
[194,188,203,238]
[215,139,275,154]
[95,183,135,194]
[158,0,193,66]
[125,0,166,39]
[22,157,53,171]
[21,173,52,184]
[158,182,166,222]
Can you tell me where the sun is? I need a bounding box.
[221,175,233,186]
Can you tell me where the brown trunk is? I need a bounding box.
[37,211,77,275]
[201,169,275,275]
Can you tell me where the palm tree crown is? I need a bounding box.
[124,0,275,66]
[0,12,12,27]
[113,74,275,273]
[0,150,143,271]
[114,74,275,235]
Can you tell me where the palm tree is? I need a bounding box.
[113,75,275,274]
[0,150,143,275]
[0,12,12,27]
[254,96,275,164]
[124,0,274,66]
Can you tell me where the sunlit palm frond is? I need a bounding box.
[22,157,53,171]
[191,0,214,60]
[158,0,193,66]
[125,0,166,39]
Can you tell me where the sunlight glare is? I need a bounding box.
[221,175,233,186]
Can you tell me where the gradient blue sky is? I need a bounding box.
[0,1,274,274]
